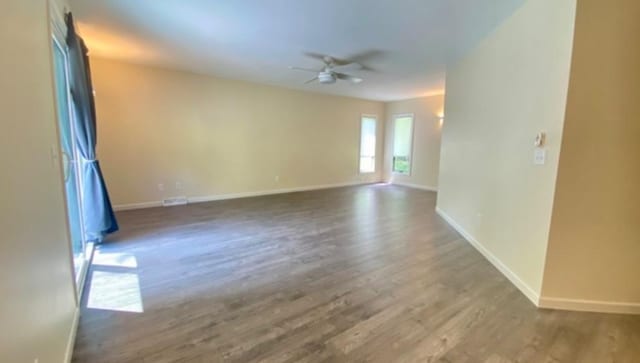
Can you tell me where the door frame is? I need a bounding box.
[49,0,92,301]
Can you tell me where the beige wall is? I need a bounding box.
[541,0,640,305]
[0,1,78,362]
[383,95,444,190]
[437,0,576,299]
[90,58,386,208]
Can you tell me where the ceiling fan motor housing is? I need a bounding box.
[318,71,337,84]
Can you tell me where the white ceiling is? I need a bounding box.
[70,0,525,101]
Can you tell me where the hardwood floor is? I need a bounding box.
[72,184,640,362]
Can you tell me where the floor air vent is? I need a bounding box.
[162,196,188,207]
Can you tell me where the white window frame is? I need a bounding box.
[391,113,415,176]
[49,1,93,301]
[358,114,377,174]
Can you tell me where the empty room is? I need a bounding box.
[2,0,639,362]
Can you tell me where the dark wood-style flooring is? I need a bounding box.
[72,184,640,362]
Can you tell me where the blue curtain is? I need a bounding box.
[65,13,119,241]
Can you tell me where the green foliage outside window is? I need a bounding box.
[393,156,410,174]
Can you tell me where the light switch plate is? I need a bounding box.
[534,148,546,165]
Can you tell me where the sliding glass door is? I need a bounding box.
[52,26,88,290]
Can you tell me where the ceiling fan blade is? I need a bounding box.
[304,52,330,63]
[335,62,375,72]
[304,76,319,84]
[303,50,383,71]
[304,52,352,67]
[349,49,384,62]
[340,50,385,71]
[289,66,320,73]
[328,57,352,66]
[335,72,363,84]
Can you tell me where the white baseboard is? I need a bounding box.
[435,206,541,305]
[189,181,376,204]
[114,200,162,211]
[114,180,379,211]
[390,181,438,192]
[435,206,640,315]
[64,307,80,363]
[539,297,640,315]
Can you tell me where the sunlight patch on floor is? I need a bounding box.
[87,271,144,313]
[92,250,138,268]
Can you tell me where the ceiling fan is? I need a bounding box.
[289,52,365,85]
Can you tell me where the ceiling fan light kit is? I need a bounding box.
[318,71,337,84]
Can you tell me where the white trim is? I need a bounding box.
[390,181,438,192]
[76,242,94,298]
[539,297,640,315]
[50,0,94,317]
[435,206,640,315]
[114,181,376,211]
[114,200,163,211]
[189,181,373,204]
[74,256,89,300]
[64,307,80,363]
[435,206,541,305]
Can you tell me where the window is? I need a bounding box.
[392,114,414,175]
[359,116,377,173]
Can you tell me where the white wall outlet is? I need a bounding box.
[175,181,183,190]
[274,175,280,182]
[534,148,546,165]
[157,183,164,191]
